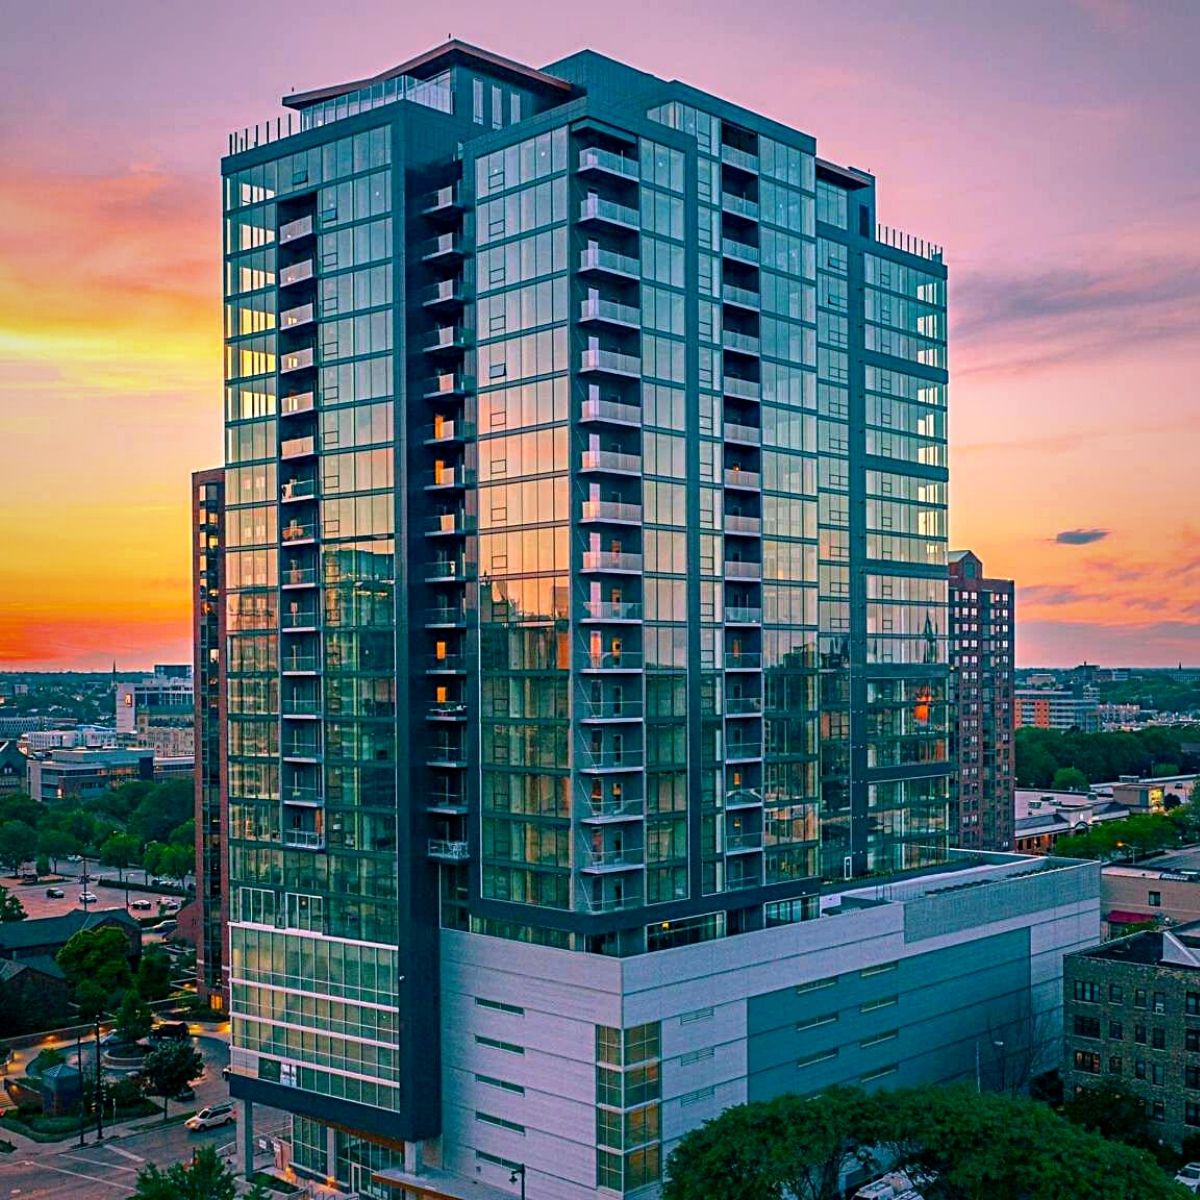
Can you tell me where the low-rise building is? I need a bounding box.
[25,746,154,802]
[0,740,26,795]
[1015,687,1099,733]
[1013,789,1129,856]
[0,956,70,1031]
[1103,848,1200,937]
[0,908,141,963]
[115,665,195,758]
[1063,925,1200,1148]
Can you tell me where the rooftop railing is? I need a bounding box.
[875,223,944,263]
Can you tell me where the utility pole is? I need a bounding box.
[76,1032,85,1147]
[94,1014,104,1142]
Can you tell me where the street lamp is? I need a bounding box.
[509,1163,526,1200]
[93,1013,104,1142]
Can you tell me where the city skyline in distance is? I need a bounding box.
[0,0,1197,671]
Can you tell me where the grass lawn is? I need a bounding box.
[0,1101,159,1142]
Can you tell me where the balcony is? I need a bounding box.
[281,436,317,461]
[723,283,761,311]
[420,232,462,261]
[283,698,321,718]
[725,606,763,625]
[426,466,475,490]
[282,566,319,589]
[421,279,467,309]
[580,297,640,327]
[285,785,324,807]
[424,372,470,399]
[282,741,321,763]
[425,605,467,626]
[281,302,315,331]
[581,890,645,913]
[279,215,314,245]
[281,520,317,545]
[582,601,642,622]
[725,514,762,536]
[426,654,466,674]
[725,561,762,580]
[427,793,467,815]
[581,397,641,427]
[724,376,761,402]
[428,839,470,862]
[424,325,470,354]
[284,829,325,850]
[581,347,641,377]
[724,468,762,491]
[581,449,641,475]
[425,420,473,445]
[726,830,764,853]
[581,500,642,525]
[427,742,467,766]
[726,696,763,715]
[581,652,643,672]
[722,192,760,221]
[426,559,474,582]
[725,652,762,670]
[427,701,468,721]
[722,237,760,264]
[422,184,461,214]
[578,147,640,179]
[577,748,644,772]
[426,511,472,537]
[721,144,760,173]
[581,796,645,823]
[726,741,762,762]
[725,788,763,809]
[282,654,319,674]
[578,195,640,228]
[724,421,761,446]
[582,550,643,573]
[580,699,644,721]
[280,391,315,417]
[281,609,319,631]
[279,260,314,288]
[281,477,317,502]
[281,347,315,374]
[579,246,640,278]
[723,330,761,357]
[581,848,644,874]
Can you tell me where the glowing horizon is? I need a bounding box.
[1,1,1197,670]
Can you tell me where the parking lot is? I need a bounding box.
[4,860,186,923]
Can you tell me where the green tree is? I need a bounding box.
[141,1039,204,1124]
[37,828,76,874]
[135,946,173,1002]
[158,843,193,887]
[1063,1080,1155,1151]
[142,840,166,878]
[663,1085,1184,1200]
[0,820,37,873]
[56,925,134,997]
[0,793,42,830]
[168,817,195,848]
[75,978,109,1022]
[99,831,140,881]
[130,1146,237,1200]
[1052,766,1090,792]
[244,1179,274,1200]
[0,883,27,922]
[114,990,153,1045]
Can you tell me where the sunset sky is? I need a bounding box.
[1,0,1196,670]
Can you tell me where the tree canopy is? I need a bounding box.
[141,1039,204,1124]
[56,925,133,997]
[130,1144,237,1200]
[1016,725,1200,789]
[662,1086,1188,1200]
[0,883,27,922]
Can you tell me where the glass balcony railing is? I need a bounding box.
[582,651,643,671]
[582,550,643,573]
[725,652,763,670]
[280,391,315,417]
[721,144,760,173]
[582,890,645,912]
[427,466,475,489]
[722,237,760,264]
[725,560,762,580]
[426,420,474,444]
[425,325,469,352]
[577,748,645,771]
[726,830,764,852]
[283,697,321,716]
[281,436,316,461]
[280,477,317,501]
[723,284,762,310]
[582,601,642,621]
[723,421,761,445]
[581,795,645,821]
[723,330,761,356]
[724,468,762,490]
[428,701,468,719]
[581,449,641,474]
[725,606,763,624]
[724,377,761,401]
[426,559,473,581]
[726,741,763,761]
[427,511,470,535]
[279,260,314,287]
[421,279,466,307]
[579,195,640,226]
[579,246,640,277]
[581,847,644,872]
[282,566,318,587]
[578,147,640,178]
[580,297,641,325]
[725,697,763,716]
[725,514,762,536]
[284,829,325,850]
[581,397,641,426]
[281,347,315,373]
[722,192,760,220]
[580,699,645,720]
[423,184,460,213]
[279,216,314,245]
[428,839,470,862]
[581,500,642,524]
[282,654,319,673]
[281,303,314,329]
[281,610,319,629]
[427,654,466,673]
[285,785,323,806]
[424,372,469,397]
[281,520,316,542]
[420,232,462,259]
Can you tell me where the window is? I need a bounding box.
[1109,984,1124,1003]
[1135,1025,1147,1045]
[796,976,838,994]
[475,1035,524,1055]
[1188,1101,1200,1128]
[476,996,525,1016]
[1149,890,1162,907]
[1109,1056,1123,1074]
[797,1048,838,1069]
[1187,1028,1200,1052]
[1153,991,1166,1014]
[473,78,484,124]
[1152,1063,1166,1085]
[1109,1021,1124,1040]
[861,961,898,978]
[1151,1100,1165,1122]
[796,1013,839,1032]
[1153,1028,1166,1050]
[1136,1059,1147,1080]
[1073,1051,1101,1074]
[1073,1015,1102,1039]
[1188,993,1200,1016]
[1135,988,1147,1009]
[860,995,898,1013]
[1073,981,1101,1003]
[1187,1065,1200,1090]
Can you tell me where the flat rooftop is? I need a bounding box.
[1075,923,1200,969]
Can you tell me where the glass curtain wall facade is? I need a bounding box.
[214,40,951,1190]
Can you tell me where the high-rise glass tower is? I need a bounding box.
[216,40,951,1196]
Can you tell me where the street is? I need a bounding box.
[0,1033,288,1198]
[5,859,185,925]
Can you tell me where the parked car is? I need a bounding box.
[148,1020,190,1043]
[185,1101,234,1131]
[45,887,64,898]
[130,898,153,911]
[67,854,82,863]
[1176,1164,1200,1194]
[79,891,98,904]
